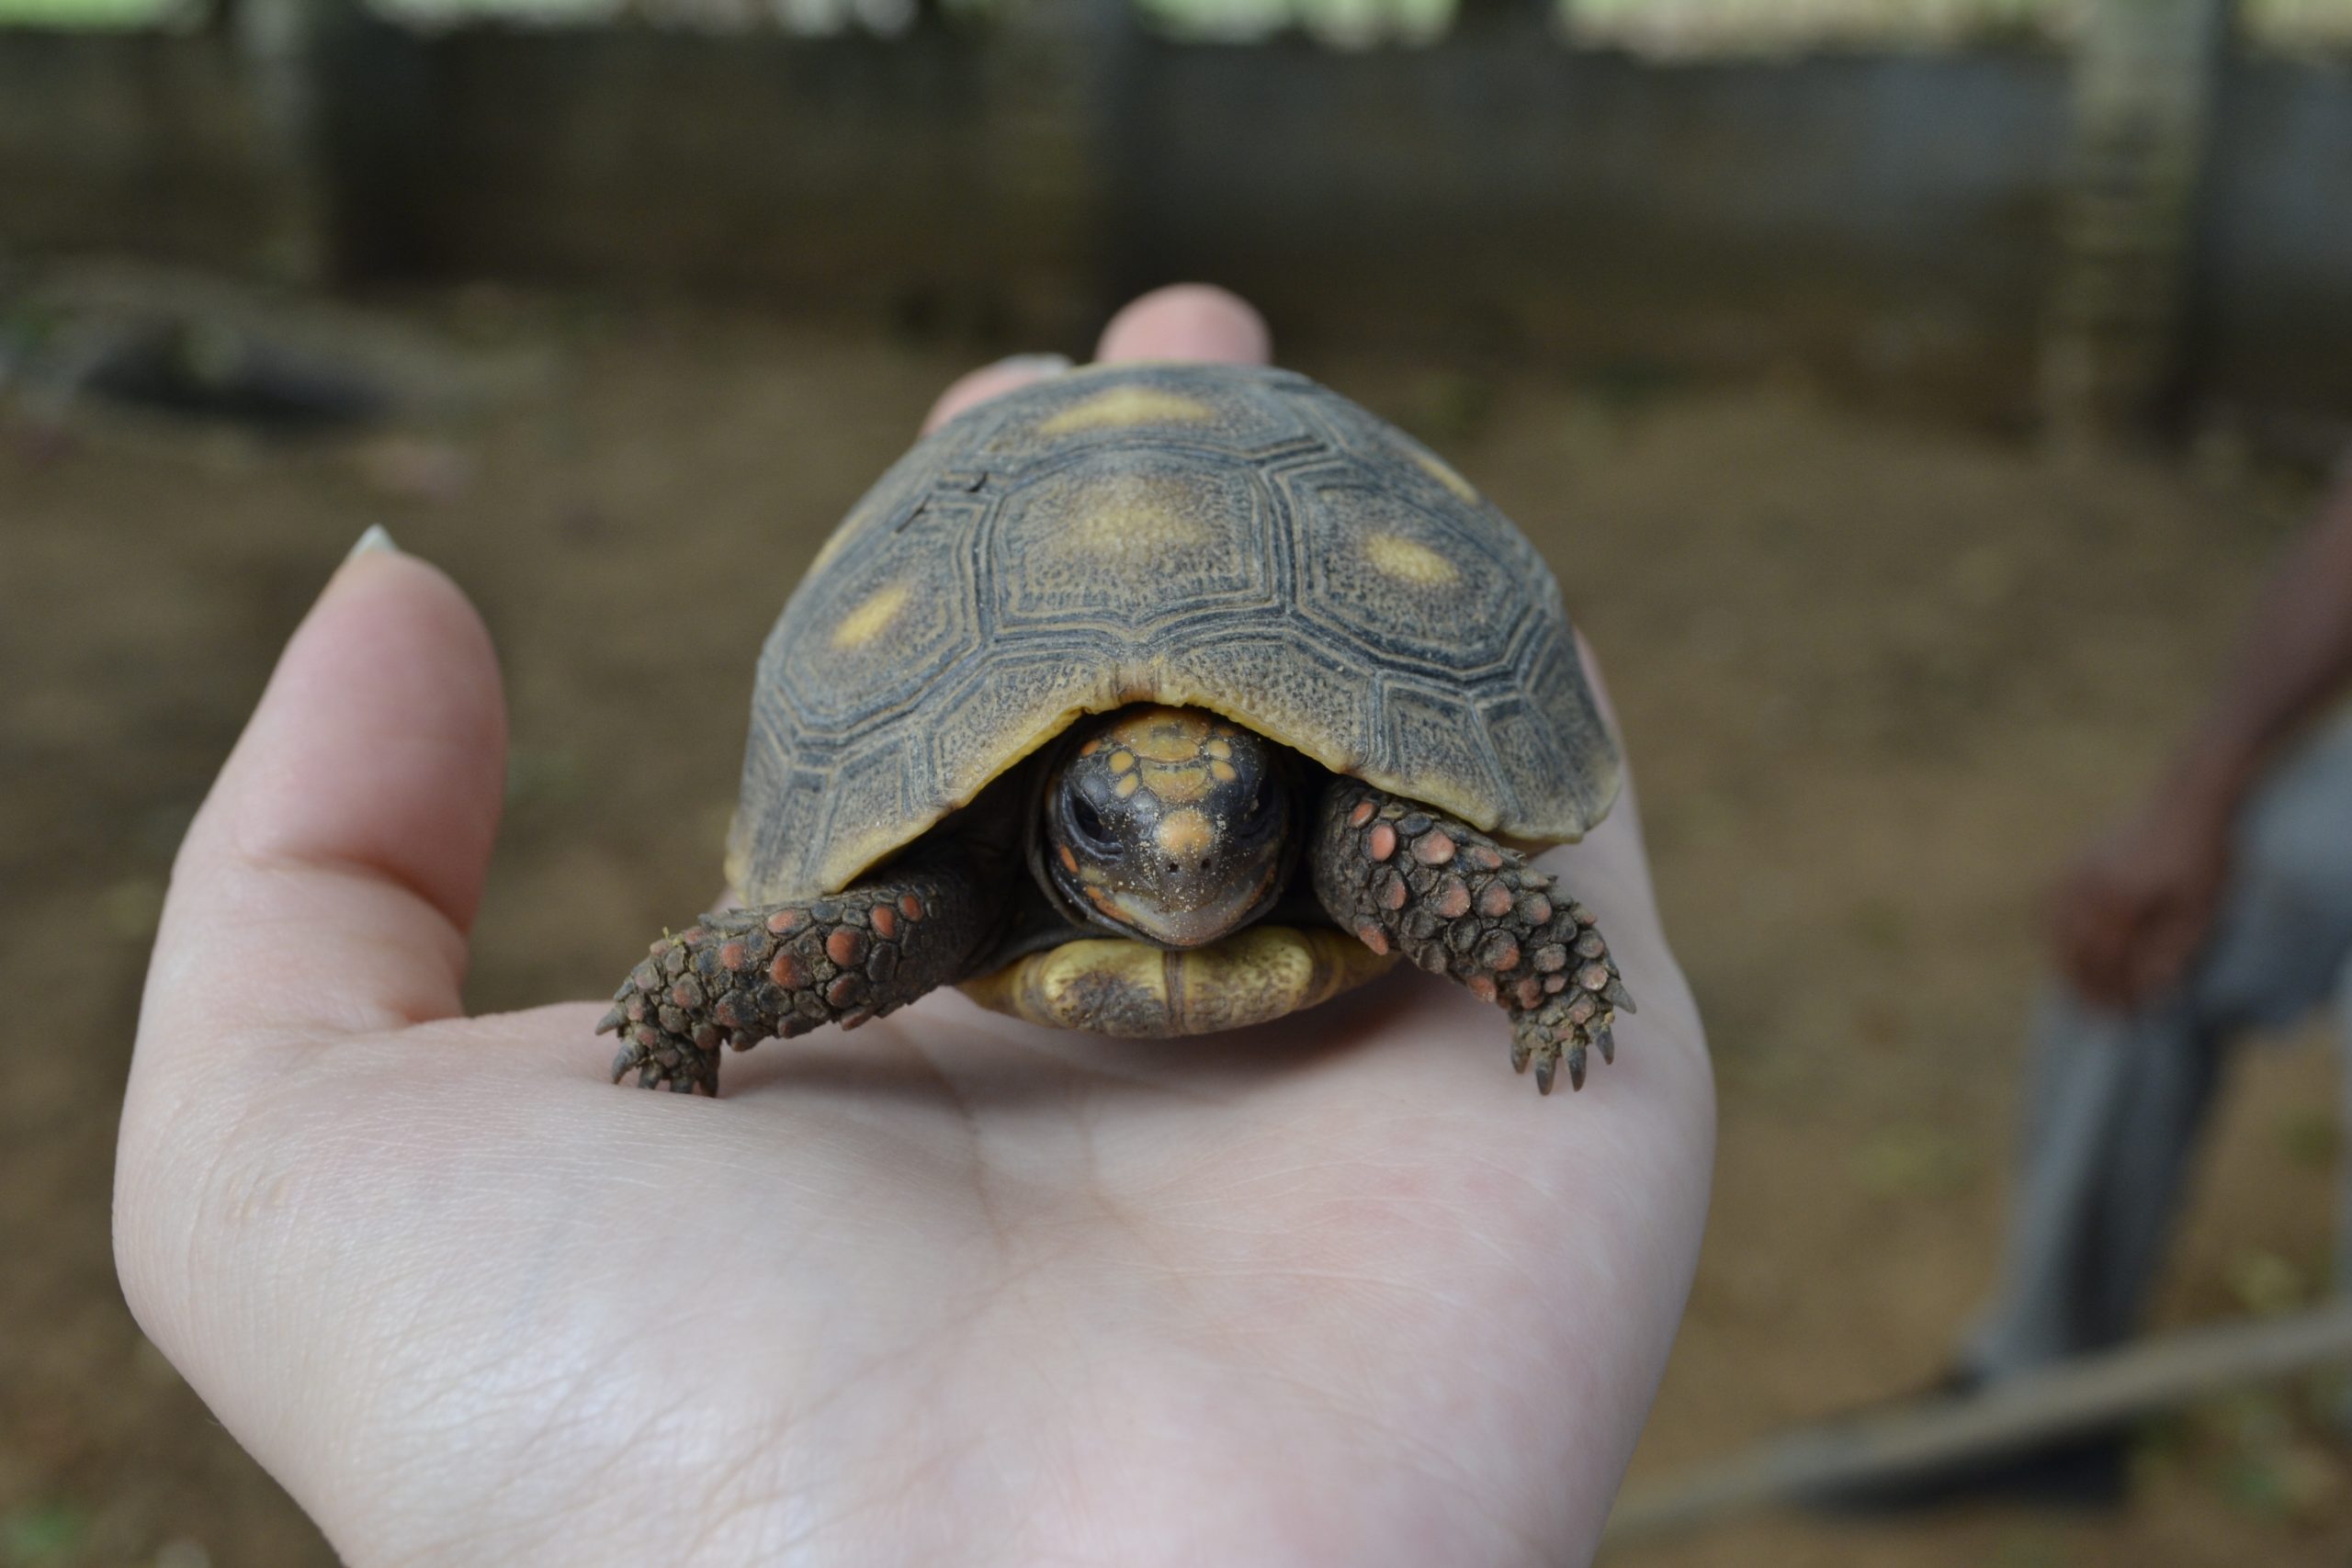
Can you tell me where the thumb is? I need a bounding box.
[139,529,508,1055]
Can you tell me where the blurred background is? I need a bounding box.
[6,0,2352,1560]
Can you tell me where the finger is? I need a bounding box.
[141,535,507,1053]
[1095,284,1271,365]
[922,353,1074,434]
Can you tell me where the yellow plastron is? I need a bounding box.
[960,925,1396,1038]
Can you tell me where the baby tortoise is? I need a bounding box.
[601,363,1632,1097]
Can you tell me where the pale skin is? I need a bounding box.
[114,287,1714,1568]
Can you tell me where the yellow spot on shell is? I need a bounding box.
[1366,534,1461,587]
[1038,387,1216,435]
[1155,808,1214,860]
[831,581,910,649]
[1414,449,1480,503]
[1109,750,1135,774]
[1059,477,1210,559]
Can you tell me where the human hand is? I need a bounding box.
[2048,777,2235,1011]
[116,286,1714,1568]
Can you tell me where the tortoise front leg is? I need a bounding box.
[597,842,1002,1096]
[1309,778,1634,1095]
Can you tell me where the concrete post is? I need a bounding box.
[979,0,1133,339]
[226,0,338,281]
[2041,0,2234,440]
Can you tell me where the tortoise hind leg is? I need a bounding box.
[598,842,1002,1095]
[1308,778,1634,1095]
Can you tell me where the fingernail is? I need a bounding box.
[986,353,1073,378]
[345,524,400,563]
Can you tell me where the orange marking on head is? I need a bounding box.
[1139,761,1213,805]
[1111,707,1214,763]
[1209,760,1238,784]
[1155,808,1215,861]
[1114,773,1141,798]
[1108,750,1135,774]
[1057,844,1079,874]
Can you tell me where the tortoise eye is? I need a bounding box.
[1067,790,1120,856]
[1239,782,1276,831]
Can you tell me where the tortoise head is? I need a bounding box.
[1040,705,1295,949]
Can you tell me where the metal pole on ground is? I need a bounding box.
[1604,1302,2352,1548]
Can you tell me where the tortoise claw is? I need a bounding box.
[607,1023,719,1096]
[1510,997,1617,1097]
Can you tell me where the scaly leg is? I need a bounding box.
[1310,778,1634,1095]
[597,842,1001,1095]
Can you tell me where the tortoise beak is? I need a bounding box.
[1104,860,1282,949]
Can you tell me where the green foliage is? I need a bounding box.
[1850,1122,1979,1199]
[2223,1247,2313,1317]
[2245,0,2352,50]
[0,0,179,26]
[1136,0,1451,45]
[1570,0,2068,54]
[4,0,2348,53]
[0,1503,87,1567]
[2274,1105,2339,1168]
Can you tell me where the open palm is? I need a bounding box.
[115,289,1713,1568]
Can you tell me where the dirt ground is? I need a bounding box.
[6,289,2348,1566]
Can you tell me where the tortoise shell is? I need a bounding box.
[727,362,1620,904]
